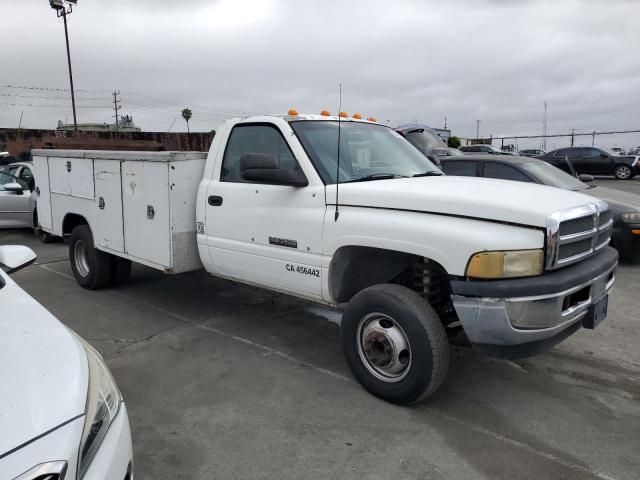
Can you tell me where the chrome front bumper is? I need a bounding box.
[452,262,616,350]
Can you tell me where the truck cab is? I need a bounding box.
[33,113,618,405]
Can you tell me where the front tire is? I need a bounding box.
[614,164,632,180]
[69,225,112,290]
[341,284,449,405]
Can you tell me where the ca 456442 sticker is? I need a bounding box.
[286,263,320,278]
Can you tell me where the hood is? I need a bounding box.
[328,176,602,227]
[0,273,87,458]
[585,186,640,214]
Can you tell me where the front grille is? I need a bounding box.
[547,203,612,269]
[558,238,592,260]
[598,210,612,227]
[559,216,595,236]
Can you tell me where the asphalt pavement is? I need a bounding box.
[2,177,639,480]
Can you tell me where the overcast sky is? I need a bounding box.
[2,0,639,149]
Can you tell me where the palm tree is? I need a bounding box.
[181,108,192,134]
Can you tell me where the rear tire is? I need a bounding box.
[109,256,132,287]
[614,164,632,180]
[341,284,449,405]
[69,225,112,290]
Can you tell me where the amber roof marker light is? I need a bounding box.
[320,110,331,116]
[287,108,299,116]
[352,113,362,119]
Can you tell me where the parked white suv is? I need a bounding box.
[0,246,133,480]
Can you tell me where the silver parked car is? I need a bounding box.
[0,170,36,229]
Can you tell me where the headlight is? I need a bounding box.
[77,337,121,478]
[621,212,640,224]
[466,249,544,279]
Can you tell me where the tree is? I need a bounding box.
[181,108,192,134]
[448,135,461,149]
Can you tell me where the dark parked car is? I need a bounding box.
[395,123,447,166]
[439,154,640,262]
[539,146,640,180]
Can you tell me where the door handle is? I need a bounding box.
[208,195,223,206]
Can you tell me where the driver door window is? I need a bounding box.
[221,125,303,183]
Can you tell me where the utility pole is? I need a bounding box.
[542,101,547,150]
[570,128,575,146]
[112,90,121,131]
[592,131,596,146]
[476,120,481,142]
[50,1,79,132]
[444,116,447,130]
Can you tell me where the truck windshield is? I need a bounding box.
[290,121,440,184]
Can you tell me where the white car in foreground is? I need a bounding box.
[0,245,133,480]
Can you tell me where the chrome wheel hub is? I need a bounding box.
[74,240,90,277]
[357,313,411,382]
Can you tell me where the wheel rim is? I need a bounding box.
[616,166,631,179]
[74,240,90,277]
[357,313,411,383]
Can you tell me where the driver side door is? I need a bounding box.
[0,173,31,228]
[204,122,326,300]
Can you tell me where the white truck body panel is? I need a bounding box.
[32,158,53,229]
[33,150,207,273]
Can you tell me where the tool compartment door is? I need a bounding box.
[95,159,124,252]
[49,156,95,199]
[122,161,171,267]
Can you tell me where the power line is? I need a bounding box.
[0,84,107,93]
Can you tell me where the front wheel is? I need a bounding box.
[614,164,632,180]
[69,225,112,290]
[341,284,449,405]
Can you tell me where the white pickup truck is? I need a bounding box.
[33,113,618,404]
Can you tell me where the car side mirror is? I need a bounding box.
[3,182,24,195]
[0,245,37,274]
[240,153,308,187]
[578,174,594,183]
[601,153,608,158]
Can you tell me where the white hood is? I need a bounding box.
[328,176,601,227]
[0,274,87,458]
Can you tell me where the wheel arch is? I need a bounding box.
[328,245,451,304]
[62,212,90,236]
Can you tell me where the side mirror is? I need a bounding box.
[0,245,37,274]
[4,182,24,195]
[240,153,308,187]
[601,153,608,158]
[579,174,594,183]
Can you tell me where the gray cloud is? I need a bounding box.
[2,0,639,149]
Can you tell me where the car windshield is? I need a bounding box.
[600,147,620,156]
[521,161,589,191]
[291,121,441,184]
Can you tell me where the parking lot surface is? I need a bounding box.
[2,177,639,480]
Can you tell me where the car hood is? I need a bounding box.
[585,186,640,214]
[0,274,87,458]
[327,176,602,227]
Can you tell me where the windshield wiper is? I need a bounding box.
[412,171,443,177]
[343,173,407,183]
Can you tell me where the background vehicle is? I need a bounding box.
[395,123,448,166]
[33,113,617,404]
[440,154,640,262]
[0,245,133,480]
[0,171,36,229]
[433,146,464,157]
[540,146,640,180]
[459,144,513,155]
[519,148,546,157]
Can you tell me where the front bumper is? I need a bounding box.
[450,247,618,359]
